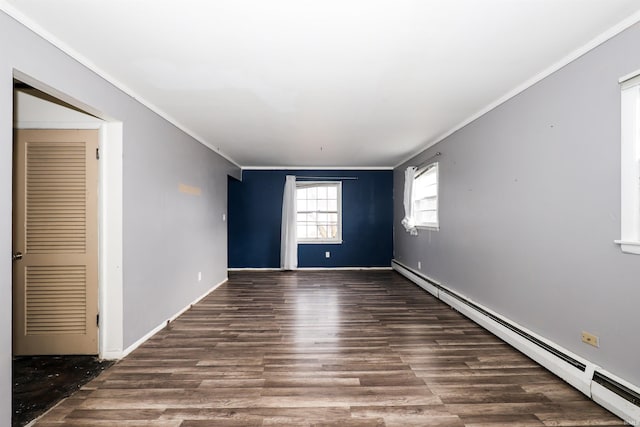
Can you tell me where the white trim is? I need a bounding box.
[243,166,394,171]
[98,122,124,360]
[618,81,640,255]
[296,267,392,271]
[394,10,640,169]
[391,260,439,297]
[14,121,101,129]
[619,69,640,85]
[296,180,342,244]
[614,240,640,255]
[115,278,228,359]
[228,267,392,271]
[1,2,241,169]
[392,259,640,422]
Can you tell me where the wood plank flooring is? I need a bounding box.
[33,270,626,426]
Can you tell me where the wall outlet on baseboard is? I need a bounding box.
[198,272,202,282]
[582,331,599,347]
[418,261,421,270]
[325,251,330,258]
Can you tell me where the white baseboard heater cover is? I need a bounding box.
[391,259,640,425]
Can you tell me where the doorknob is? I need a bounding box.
[13,252,23,261]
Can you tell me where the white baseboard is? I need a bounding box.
[297,266,392,271]
[391,260,439,297]
[392,259,640,424]
[592,369,640,425]
[229,267,392,271]
[111,278,228,360]
[437,290,593,395]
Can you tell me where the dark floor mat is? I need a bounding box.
[12,355,114,427]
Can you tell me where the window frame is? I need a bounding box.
[295,180,343,244]
[413,162,439,230]
[616,72,640,255]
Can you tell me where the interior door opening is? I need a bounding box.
[12,81,103,356]
[10,74,125,425]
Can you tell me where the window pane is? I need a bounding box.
[417,210,437,225]
[307,186,317,199]
[307,199,317,211]
[413,163,438,227]
[328,185,337,199]
[317,186,327,199]
[416,197,437,211]
[295,182,341,241]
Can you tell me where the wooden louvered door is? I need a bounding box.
[13,129,99,355]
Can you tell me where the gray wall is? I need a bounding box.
[395,22,640,388]
[0,11,239,425]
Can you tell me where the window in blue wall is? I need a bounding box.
[296,181,342,244]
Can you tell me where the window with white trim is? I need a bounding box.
[296,181,342,243]
[413,162,439,229]
[616,73,640,254]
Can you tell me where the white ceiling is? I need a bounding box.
[4,1,640,168]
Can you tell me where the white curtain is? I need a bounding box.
[401,166,418,235]
[281,175,298,270]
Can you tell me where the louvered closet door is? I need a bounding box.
[13,129,99,355]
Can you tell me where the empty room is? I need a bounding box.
[1,1,640,426]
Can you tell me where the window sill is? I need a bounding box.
[298,240,343,245]
[416,225,439,232]
[614,240,640,255]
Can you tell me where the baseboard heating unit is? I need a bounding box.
[391,259,640,425]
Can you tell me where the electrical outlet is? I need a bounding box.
[582,331,599,347]
[198,272,202,282]
[325,251,330,258]
[418,261,421,270]
[222,213,226,222]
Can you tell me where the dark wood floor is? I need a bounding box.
[34,270,625,426]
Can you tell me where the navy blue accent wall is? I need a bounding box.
[228,170,393,268]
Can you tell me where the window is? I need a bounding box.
[413,163,439,229]
[616,72,640,254]
[296,181,342,243]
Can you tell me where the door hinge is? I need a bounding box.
[96,147,100,160]
[96,313,100,327]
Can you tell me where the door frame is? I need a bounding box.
[13,71,124,359]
